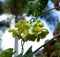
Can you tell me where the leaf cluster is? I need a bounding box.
[27,0,48,17]
[0,47,33,57]
[8,19,49,42]
[3,0,28,15]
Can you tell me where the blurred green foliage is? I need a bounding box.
[0,1,4,15]
[0,48,15,57]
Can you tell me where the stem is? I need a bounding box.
[33,33,60,54]
[42,6,60,13]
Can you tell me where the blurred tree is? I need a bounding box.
[3,0,29,56]
[0,1,4,15]
[3,0,49,56]
[3,0,60,56]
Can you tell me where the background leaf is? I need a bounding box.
[0,48,15,57]
[51,0,57,3]
[24,46,33,57]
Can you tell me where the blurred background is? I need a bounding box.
[0,0,60,55]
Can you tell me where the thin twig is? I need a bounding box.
[42,6,60,13]
[33,33,60,54]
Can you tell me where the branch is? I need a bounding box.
[42,6,60,13]
[33,33,60,54]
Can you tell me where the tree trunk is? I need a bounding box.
[14,14,18,57]
[14,14,24,57]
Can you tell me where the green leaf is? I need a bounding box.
[0,48,15,57]
[27,0,48,17]
[0,48,3,54]
[25,33,37,41]
[15,20,30,34]
[24,46,33,57]
[17,46,33,57]
[12,30,21,39]
[38,54,47,57]
[38,29,49,39]
[53,42,60,51]
[17,53,23,57]
[51,0,57,3]
[57,22,60,31]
